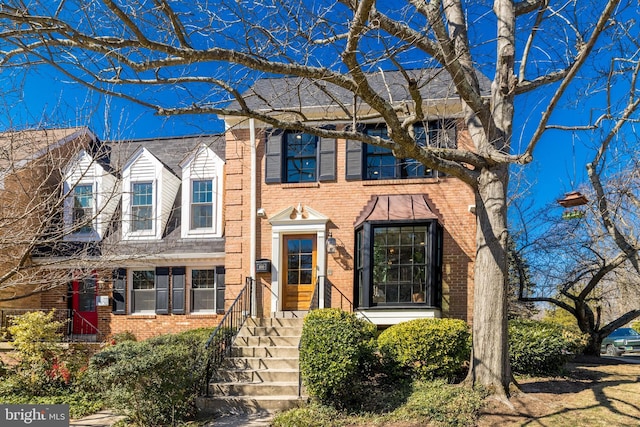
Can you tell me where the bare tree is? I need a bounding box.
[516,157,640,355]
[0,128,101,302]
[0,0,637,395]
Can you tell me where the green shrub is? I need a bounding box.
[632,321,640,334]
[377,318,470,381]
[299,308,377,408]
[6,310,70,394]
[509,319,587,376]
[107,331,137,345]
[82,329,210,426]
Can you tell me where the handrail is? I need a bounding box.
[68,310,103,342]
[1,308,103,343]
[201,276,253,396]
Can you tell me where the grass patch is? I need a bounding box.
[272,379,486,427]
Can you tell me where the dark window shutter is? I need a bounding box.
[345,139,363,180]
[318,137,336,181]
[155,267,169,315]
[112,268,126,315]
[172,267,186,314]
[265,130,283,183]
[215,266,226,314]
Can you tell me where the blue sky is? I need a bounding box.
[0,63,599,214]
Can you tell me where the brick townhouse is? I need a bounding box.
[2,131,227,341]
[221,69,487,325]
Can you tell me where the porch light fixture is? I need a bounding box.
[326,232,337,254]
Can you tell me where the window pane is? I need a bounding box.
[73,184,93,233]
[133,270,155,289]
[132,270,155,312]
[369,225,429,305]
[132,182,153,231]
[191,180,213,229]
[79,277,96,311]
[285,132,317,183]
[192,269,215,289]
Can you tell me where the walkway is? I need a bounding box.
[70,410,274,427]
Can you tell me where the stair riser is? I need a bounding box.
[210,383,299,397]
[215,370,300,383]
[223,357,299,370]
[196,396,304,415]
[231,346,299,358]
[245,317,305,328]
[238,326,303,337]
[236,336,300,347]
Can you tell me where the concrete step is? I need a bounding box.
[231,345,299,358]
[200,316,306,417]
[245,317,305,328]
[235,335,300,347]
[215,368,299,383]
[197,395,305,415]
[238,326,303,337]
[273,311,308,319]
[210,381,299,397]
[223,356,300,370]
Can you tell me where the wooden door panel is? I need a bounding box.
[283,235,316,311]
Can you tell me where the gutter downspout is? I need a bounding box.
[249,118,257,318]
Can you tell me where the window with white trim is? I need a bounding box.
[131,182,153,232]
[191,180,213,230]
[132,270,155,313]
[72,184,94,233]
[191,269,216,312]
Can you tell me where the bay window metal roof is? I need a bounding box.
[354,194,440,228]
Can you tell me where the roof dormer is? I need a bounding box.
[63,149,119,241]
[121,147,180,240]
[179,143,225,238]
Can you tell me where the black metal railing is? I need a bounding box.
[201,276,253,396]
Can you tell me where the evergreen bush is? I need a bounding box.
[377,318,470,381]
[509,319,586,376]
[82,328,212,426]
[299,308,377,408]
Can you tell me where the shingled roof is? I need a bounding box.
[228,68,491,112]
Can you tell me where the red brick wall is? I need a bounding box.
[225,122,476,323]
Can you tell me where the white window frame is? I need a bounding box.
[189,267,217,313]
[129,269,156,314]
[130,181,155,234]
[72,183,95,234]
[180,145,223,239]
[190,179,214,231]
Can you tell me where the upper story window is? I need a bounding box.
[265,130,336,183]
[346,120,456,181]
[180,144,224,239]
[131,182,154,232]
[191,180,213,229]
[285,132,318,183]
[64,149,119,241]
[73,184,94,233]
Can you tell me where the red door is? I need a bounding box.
[71,274,98,335]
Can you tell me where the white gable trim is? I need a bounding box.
[180,144,225,239]
[63,149,119,241]
[122,147,180,240]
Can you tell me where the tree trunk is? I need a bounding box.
[584,334,603,356]
[466,165,511,395]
